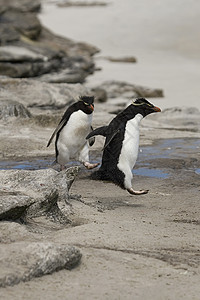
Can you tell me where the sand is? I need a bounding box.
[39,0,200,110]
[1,1,200,299]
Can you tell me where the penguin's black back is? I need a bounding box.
[91,106,136,189]
[95,131,126,189]
[47,96,94,161]
[89,98,161,189]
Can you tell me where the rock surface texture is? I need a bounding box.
[0,0,99,83]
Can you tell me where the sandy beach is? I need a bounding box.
[39,0,200,110]
[1,1,200,299]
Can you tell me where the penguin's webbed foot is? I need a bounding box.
[127,188,149,195]
[83,162,100,170]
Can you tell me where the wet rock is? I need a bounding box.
[1,10,42,40]
[39,27,99,58]
[0,1,98,82]
[0,24,20,44]
[0,77,90,110]
[57,0,108,7]
[105,56,137,63]
[91,87,107,103]
[0,99,32,120]
[96,80,164,99]
[0,46,48,62]
[145,107,200,131]
[38,69,87,84]
[0,0,41,13]
[0,242,81,287]
[0,167,80,223]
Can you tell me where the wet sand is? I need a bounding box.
[1,134,200,299]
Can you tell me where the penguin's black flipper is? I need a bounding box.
[102,129,120,151]
[88,126,95,147]
[86,126,108,140]
[47,118,66,147]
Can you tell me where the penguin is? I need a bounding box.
[86,98,161,195]
[47,96,99,171]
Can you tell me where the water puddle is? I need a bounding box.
[0,158,51,170]
[0,138,199,178]
[138,138,200,161]
[195,168,200,175]
[133,167,170,179]
[133,138,200,178]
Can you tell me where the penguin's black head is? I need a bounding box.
[132,98,161,117]
[79,96,94,114]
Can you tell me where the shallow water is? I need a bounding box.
[138,138,200,161]
[195,168,200,175]
[0,138,199,178]
[133,138,200,178]
[132,167,170,179]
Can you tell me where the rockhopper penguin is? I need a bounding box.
[86,98,161,195]
[47,96,99,171]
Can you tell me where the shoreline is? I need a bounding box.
[39,1,200,110]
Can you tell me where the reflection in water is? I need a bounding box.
[0,138,199,179]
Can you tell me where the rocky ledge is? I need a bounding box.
[0,166,82,287]
[0,0,99,83]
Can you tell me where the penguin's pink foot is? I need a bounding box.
[83,162,100,170]
[127,188,149,195]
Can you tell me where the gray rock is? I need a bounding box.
[0,24,20,44]
[57,0,108,7]
[97,80,164,99]
[0,4,98,82]
[0,99,32,120]
[145,106,200,131]
[105,56,137,63]
[0,77,90,110]
[0,192,34,221]
[0,167,80,223]
[1,10,42,40]
[0,46,48,62]
[91,87,108,102]
[0,242,81,287]
[39,27,99,58]
[0,0,41,13]
[37,66,88,84]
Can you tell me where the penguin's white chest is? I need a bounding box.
[118,114,143,170]
[57,110,92,155]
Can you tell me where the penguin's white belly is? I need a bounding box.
[117,114,143,172]
[57,110,92,163]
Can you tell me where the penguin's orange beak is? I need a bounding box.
[90,104,94,111]
[153,106,161,112]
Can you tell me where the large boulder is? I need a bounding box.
[0,10,42,40]
[144,106,200,131]
[0,167,80,223]
[0,0,99,82]
[0,99,31,121]
[0,242,81,287]
[0,0,41,13]
[97,80,164,99]
[0,77,90,111]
